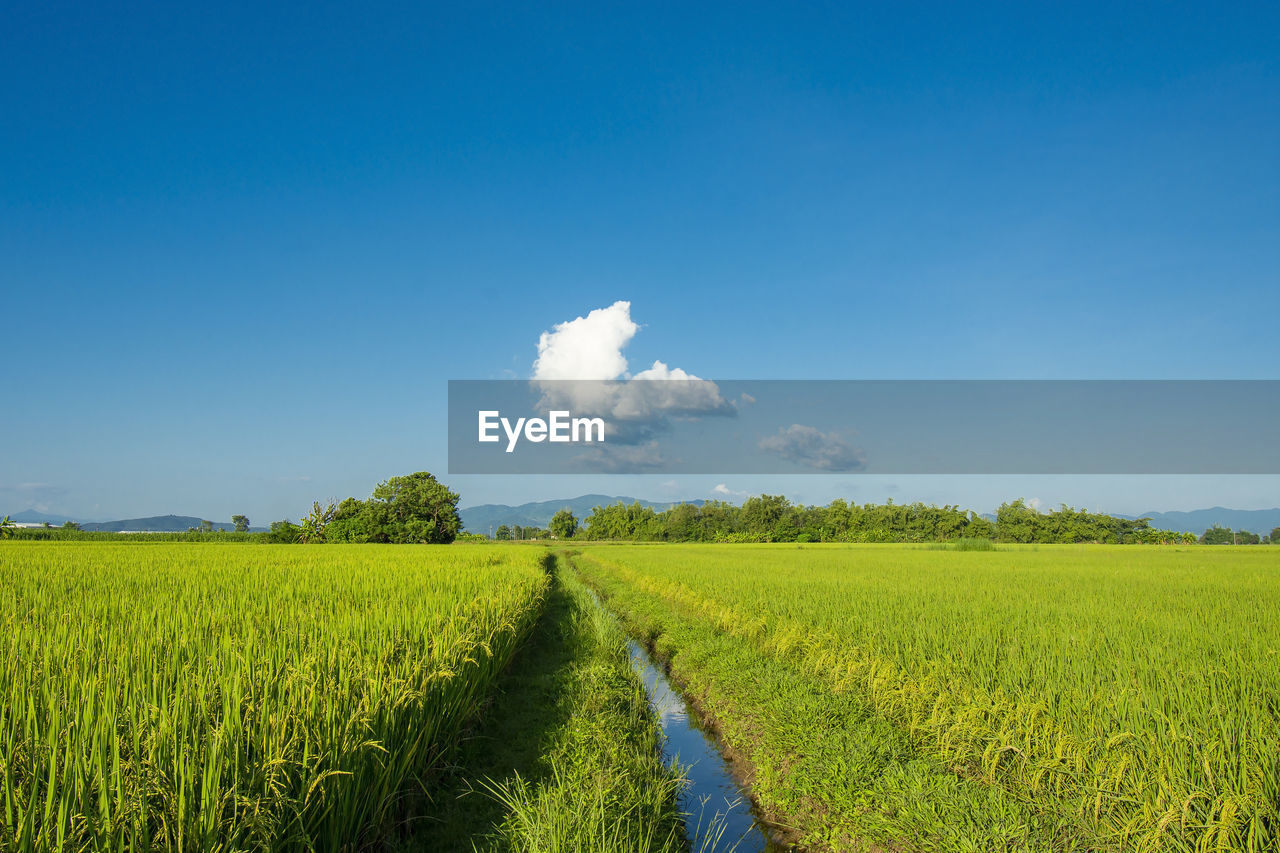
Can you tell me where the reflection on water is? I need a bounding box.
[627,640,785,853]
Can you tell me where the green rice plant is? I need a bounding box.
[921,538,997,551]
[0,541,549,852]
[573,544,1280,852]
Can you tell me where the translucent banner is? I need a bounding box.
[447,380,1279,474]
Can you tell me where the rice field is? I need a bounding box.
[7,539,1278,852]
[0,542,550,851]
[572,544,1280,852]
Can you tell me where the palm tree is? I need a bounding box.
[298,501,336,543]
[0,516,15,539]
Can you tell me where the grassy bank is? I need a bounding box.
[572,544,1280,852]
[571,551,1058,852]
[412,552,688,853]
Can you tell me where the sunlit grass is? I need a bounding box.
[575,543,1280,852]
[0,542,549,851]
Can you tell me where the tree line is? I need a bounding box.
[1199,525,1276,545]
[532,496,1252,545]
[492,524,554,541]
[5,481,1276,546]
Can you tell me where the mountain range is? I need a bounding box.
[459,494,703,534]
[2,511,251,532]
[80,515,245,532]
[3,509,85,525]
[1125,507,1280,536]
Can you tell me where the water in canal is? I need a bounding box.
[626,639,787,853]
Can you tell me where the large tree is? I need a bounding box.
[324,498,372,543]
[232,514,250,533]
[1201,525,1233,545]
[266,520,302,543]
[549,509,578,539]
[366,472,461,544]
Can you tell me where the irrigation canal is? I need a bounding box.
[625,638,789,852]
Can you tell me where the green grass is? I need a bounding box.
[924,537,998,551]
[571,543,1280,852]
[411,554,688,853]
[0,542,549,851]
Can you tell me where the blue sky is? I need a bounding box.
[3,1,1277,522]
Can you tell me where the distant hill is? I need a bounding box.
[3,509,81,525]
[1125,507,1280,536]
[81,515,239,532]
[970,508,1276,535]
[459,494,704,534]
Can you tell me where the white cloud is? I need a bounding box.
[712,483,748,499]
[533,300,638,381]
[611,361,732,421]
[757,424,867,472]
[631,360,692,381]
[530,302,735,444]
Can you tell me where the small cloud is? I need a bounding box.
[712,483,748,498]
[739,393,756,405]
[655,479,684,496]
[610,362,734,422]
[1027,497,1043,511]
[757,424,867,472]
